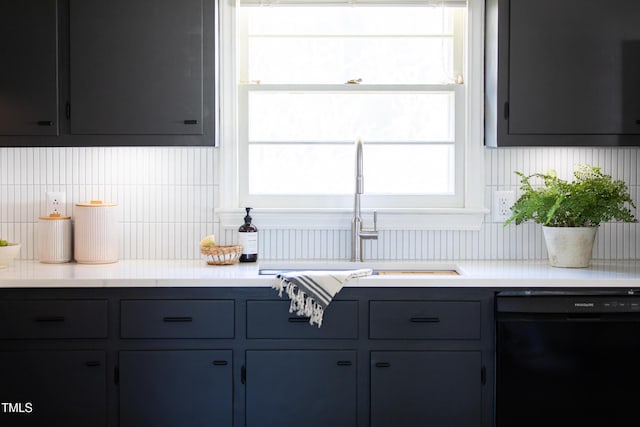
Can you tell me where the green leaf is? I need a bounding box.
[503,165,637,227]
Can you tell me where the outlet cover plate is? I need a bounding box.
[46,191,66,216]
[492,190,515,223]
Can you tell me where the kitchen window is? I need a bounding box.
[218,0,485,228]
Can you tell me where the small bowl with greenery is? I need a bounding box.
[0,240,21,269]
[505,165,636,267]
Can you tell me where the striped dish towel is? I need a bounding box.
[273,269,373,327]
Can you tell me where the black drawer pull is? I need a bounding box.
[213,360,228,366]
[163,316,193,322]
[85,361,101,367]
[35,316,65,322]
[336,360,352,366]
[375,362,391,368]
[636,119,640,125]
[410,317,440,323]
[37,120,54,126]
[288,317,310,323]
[183,119,199,125]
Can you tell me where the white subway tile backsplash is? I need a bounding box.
[0,146,215,261]
[0,146,638,260]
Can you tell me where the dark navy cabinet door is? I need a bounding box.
[119,350,232,427]
[371,351,482,427]
[0,350,107,427]
[69,0,204,135]
[487,0,640,146]
[245,350,357,427]
[509,0,640,136]
[0,0,59,136]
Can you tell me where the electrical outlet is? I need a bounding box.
[46,191,66,216]
[492,190,515,223]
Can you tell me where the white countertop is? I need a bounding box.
[1,259,640,288]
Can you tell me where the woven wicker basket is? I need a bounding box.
[200,244,243,265]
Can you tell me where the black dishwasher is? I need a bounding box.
[496,290,640,427]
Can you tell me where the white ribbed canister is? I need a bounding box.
[74,200,119,264]
[37,214,72,263]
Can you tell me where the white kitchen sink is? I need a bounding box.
[258,260,461,276]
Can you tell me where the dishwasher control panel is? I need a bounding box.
[497,290,640,314]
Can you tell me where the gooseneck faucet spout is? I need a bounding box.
[351,139,378,262]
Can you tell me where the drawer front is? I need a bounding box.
[247,300,358,339]
[0,300,108,339]
[121,300,234,338]
[369,301,481,340]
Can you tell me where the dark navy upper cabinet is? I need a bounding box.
[0,0,216,146]
[69,0,204,136]
[0,1,59,136]
[486,0,640,146]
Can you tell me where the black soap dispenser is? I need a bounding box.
[238,207,258,262]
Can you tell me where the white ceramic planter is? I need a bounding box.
[542,226,598,268]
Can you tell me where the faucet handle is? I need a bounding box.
[359,211,379,241]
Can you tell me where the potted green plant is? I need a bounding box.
[504,164,637,267]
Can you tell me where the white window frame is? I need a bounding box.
[239,83,465,208]
[216,0,487,231]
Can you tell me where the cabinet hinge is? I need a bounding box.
[114,365,119,385]
[481,366,486,385]
[65,102,71,120]
[241,365,246,385]
[503,102,509,120]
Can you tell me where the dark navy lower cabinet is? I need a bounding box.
[245,350,357,427]
[0,287,495,427]
[371,351,482,427]
[119,350,232,427]
[368,294,488,427]
[0,350,107,427]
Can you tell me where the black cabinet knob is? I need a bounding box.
[37,121,54,126]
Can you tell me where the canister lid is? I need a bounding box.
[75,200,117,207]
[39,212,71,220]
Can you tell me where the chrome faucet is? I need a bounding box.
[351,139,378,262]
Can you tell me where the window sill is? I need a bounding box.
[217,208,488,231]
